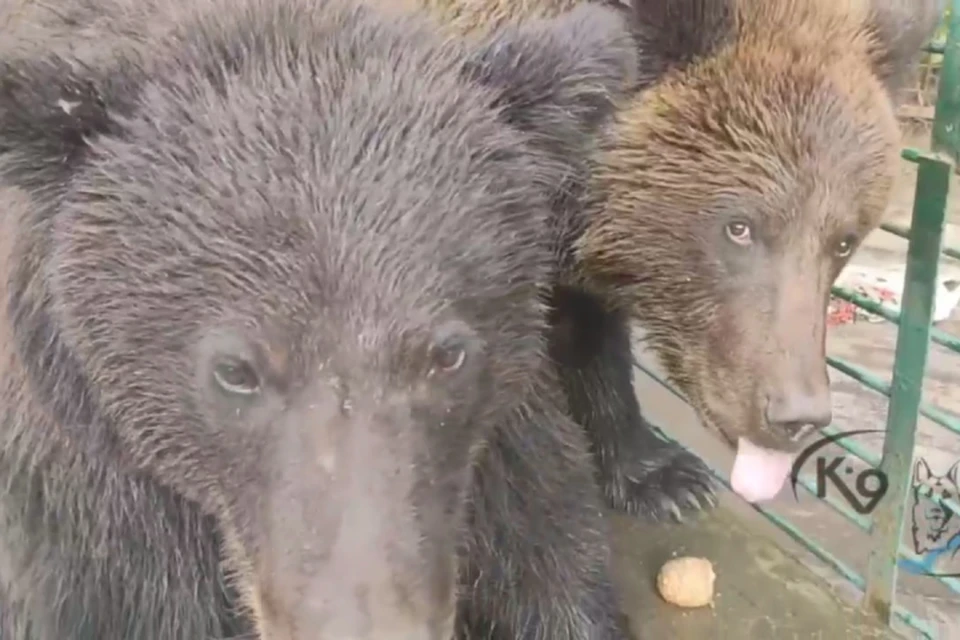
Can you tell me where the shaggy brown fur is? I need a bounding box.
[576,0,942,457]
[378,0,583,35]
[376,0,722,523]
[0,0,641,637]
[367,0,943,519]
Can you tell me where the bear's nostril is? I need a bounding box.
[765,391,832,438]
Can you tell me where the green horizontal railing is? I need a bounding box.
[882,222,960,262]
[634,4,960,638]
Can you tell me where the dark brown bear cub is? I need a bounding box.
[0,0,638,637]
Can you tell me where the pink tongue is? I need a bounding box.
[730,438,794,503]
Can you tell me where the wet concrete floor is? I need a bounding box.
[611,500,896,638]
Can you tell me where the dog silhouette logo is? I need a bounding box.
[899,458,960,578]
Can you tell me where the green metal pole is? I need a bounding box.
[862,1,960,622]
[861,157,950,623]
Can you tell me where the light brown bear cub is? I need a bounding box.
[388,0,943,518]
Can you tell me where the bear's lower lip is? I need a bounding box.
[729,438,795,503]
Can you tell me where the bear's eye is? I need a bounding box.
[212,357,261,396]
[835,235,857,258]
[428,342,467,376]
[724,221,753,246]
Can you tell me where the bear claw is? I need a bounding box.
[604,450,718,523]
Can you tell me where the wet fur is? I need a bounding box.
[377,0,720,525]
[394,0,944,520]
[575,0,944,465]
[0,0,638,637]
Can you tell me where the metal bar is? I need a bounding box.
[897,547,960,596]
[827,356,960,439]
[796,474,960,596]
[632,363,954,632]
[863,153,951,624]
[746,507,937,639]
[828,355,893,396]
[819,423,882,466]
[634,358,960,514]
[819,422,960,516]
[796,474,871,530]
[830,285,960,354]
[880,221,960,261]
[632,359,887,476]
[644,416,939,638]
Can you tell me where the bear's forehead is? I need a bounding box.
[667,57,890,161]
[73,73,547,281]
[597,45,898,226]
[53,10,555,351]
[69,122,546,340]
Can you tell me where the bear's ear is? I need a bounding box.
[864,0,946,97]
[461,2,639,156]
[0,56,132,195]
[626,0,737,80]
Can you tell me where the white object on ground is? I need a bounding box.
[834,264,960,324]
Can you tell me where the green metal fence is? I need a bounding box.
[635,2,960,637]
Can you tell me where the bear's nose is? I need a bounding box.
[765,390,832,442]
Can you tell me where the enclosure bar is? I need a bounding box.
[820,425,960,513]
[827,355,892,396]
[897,547,960,596]
[746,502,936,638]
[830,285,960,354]
[827,355,960,439]
[795,474,871,531]
[796,474,960,596]
[816,420,884,469]
[632,362,947,634]
[880,221,960,261]
[800,425,960,528]
[813,421,953,515]
[818,424,881,464]
[634,358,960,514]
[755,507,951,638]
[818,422,960,515]
[797,457,960,597]
[862,153,950,624]
[645,415,938,638]
[797,472,960,596]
